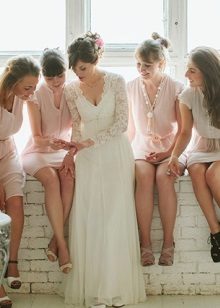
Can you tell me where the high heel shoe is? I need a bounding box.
[0,296,12,308]
[158,242,175,266]
[140,246,155,266]
[5,260,22,289]
[59,262,72,274]
[46,247,58,262]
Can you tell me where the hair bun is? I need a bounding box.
[151,32,171,49]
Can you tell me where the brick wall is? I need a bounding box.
[8,175,220,295]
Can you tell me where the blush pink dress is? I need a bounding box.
[127,74,186,165]
[0,98,25,200]
[21,82,72,176]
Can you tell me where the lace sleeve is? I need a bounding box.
[65,85,82,142]
[93,75,128,145]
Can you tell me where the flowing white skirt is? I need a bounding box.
[63,135,146,307]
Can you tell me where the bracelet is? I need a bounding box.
[66,151,74,157]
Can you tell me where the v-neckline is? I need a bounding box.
[78,73,107,108]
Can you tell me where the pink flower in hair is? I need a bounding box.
[95,38,104,49]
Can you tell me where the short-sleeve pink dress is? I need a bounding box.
[21,82,72,176]
[127,74,186,165]
[0,98,25,200]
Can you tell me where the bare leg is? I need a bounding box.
[156,162,182,248]
[206,161,220,207]
[49,169,74,253]
[135,160,156,247]
[34,167,70,269]
[5,196,24,278]
[0,285,11,305]
[188,163,220,234]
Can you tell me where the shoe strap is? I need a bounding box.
[8,260,18,264]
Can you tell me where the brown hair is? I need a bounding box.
[135,32,171,64]
[67,31,104,69]
[0,55,40,108]
[189,46,220,129]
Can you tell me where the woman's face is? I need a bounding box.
[185,59,204,88]
[13,75,39,100]
[136,55,163,80]
[73,60,97,82]
[44,72,66,92]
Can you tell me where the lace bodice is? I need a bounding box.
[65,72,128,146]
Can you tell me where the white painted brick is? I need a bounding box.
[183,273,215,284]
[178,193,198,205]
[24,204,43,216]
[180,205,202,216]
[163,285,196,295]
[199,263,220,273]
[31,282,60,294]
[150,273,182,285]
[21,271,48,282]
[48,271,63,282]
[181,227,209,240]
[196,285,220,295]
[180,251,211,263]
[28,237,48,249]
[145,284,162,295]
[177,216,196,227]
[175,239,197,251]
[14,174,220,295]
[19,248,45,260]
[30,260,58,272]
[22,226,44,238]
[163,262,197,273]
[26,191,45,204]
[29,215,49,227]
[180,181,194,192]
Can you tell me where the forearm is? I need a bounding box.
[171,131,191,158]
[32,135,51,147]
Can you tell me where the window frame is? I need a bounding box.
[0,0,188,81]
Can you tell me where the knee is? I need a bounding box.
[188,164,206,182]
[206,167,217,186]
[39,169,59,188]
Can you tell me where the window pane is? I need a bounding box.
[91,0,164,45]
[187,0,220,51]
[0,0,65,52]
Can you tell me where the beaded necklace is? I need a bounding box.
[141,76,165,142]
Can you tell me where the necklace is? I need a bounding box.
[141,76,164,138]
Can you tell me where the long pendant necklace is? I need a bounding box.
[141,76,164,141]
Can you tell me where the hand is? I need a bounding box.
[145,151,169,163]
[49,138,67,150]
[167,155,180,177]
[0,182,6,211]
[74,139,95,151]
[59,153,75,178]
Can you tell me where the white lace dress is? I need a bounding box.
[62,72,146,307]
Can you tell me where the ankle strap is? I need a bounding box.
[8,260,18,264]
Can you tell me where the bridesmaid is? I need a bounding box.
[0,55,40,308]
[127,32,186,267]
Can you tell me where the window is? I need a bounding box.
[90,0,164,46]
[0,0,65,53]
[1,0,220,152]
[187,0,220,51]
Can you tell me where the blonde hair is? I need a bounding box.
[0,55,40,109]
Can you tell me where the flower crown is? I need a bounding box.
[95,38,104,49]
